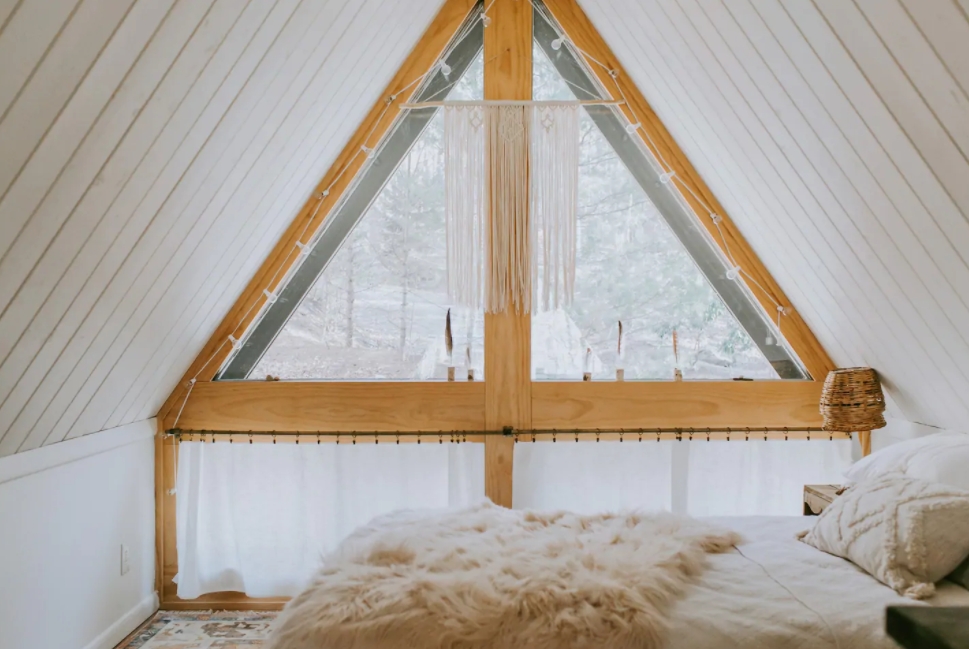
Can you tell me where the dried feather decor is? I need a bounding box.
[616,320,624,381]
[445,309,455,381]
[444,104,579,314]
[672,330,683,382]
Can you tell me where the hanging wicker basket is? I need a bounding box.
[820,367,886,432]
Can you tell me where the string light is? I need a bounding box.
[551,37,564,50]
[625,122,641,134]
[440,61,452,78]
[725,265,741,281]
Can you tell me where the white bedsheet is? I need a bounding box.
[667,516,969,649]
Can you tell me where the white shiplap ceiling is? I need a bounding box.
[0,0,444,456]
[579,0,969,431]
[1,0,968,457]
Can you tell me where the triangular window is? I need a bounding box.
[219,17,485,380]
[530,19,806,380]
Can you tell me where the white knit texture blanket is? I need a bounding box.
[268,502,740,649]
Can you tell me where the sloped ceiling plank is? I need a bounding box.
[681,0,969,411]
[0,0,179,323]
[0,0,251,455]
[63,0,360,439]
[0,0,80,120]
[95,0,434,435]
[120,0,445,430]
[581,0,969,428]
[899,0,969,97]
[0,0,137,260]
[22,0,314,451]
[0,0,205,420]
[0,0,294,455]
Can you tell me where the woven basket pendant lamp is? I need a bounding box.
[820,367,886,456]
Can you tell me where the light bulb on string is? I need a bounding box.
[725,265,741,281]
[481,14,491,26]
[625,122,641,134]
[765,334,775,346]
[440,60,452,78]
[551,37,564,50]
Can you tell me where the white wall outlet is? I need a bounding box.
[120,544,130,576]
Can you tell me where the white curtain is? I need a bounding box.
[513,439,851,516]
[174,441,484,598]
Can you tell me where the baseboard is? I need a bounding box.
[82,592,159,649]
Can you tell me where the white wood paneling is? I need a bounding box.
[577,0,969,429]
[0,0,444,456]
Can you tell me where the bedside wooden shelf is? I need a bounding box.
[803,484,842,515]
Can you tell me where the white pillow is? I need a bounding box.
[798,473,969,599]
[844,432,969,489]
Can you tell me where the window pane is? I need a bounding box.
[250,53,485,380]
[532,43,778,380]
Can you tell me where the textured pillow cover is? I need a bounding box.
[843,432,969,487]
[949,556,969,590]
[798,473,969,599]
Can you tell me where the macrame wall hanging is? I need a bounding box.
[444,102,580,314]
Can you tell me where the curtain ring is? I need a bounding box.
[676,428,682,442]
[462,433,467,443]
[514,432,519,444]
[375,433,379,445]
[352,432,357,445]
[417,433,421,445]
[295,433,299,445]
[439,433,443,444]
[531,432,536,443]
[656,431,661,443]
[575,430,579,443]
[726,427,731,442]
[552,430,557,443]
[595,429,601,443]
[619,430,624,443]
[248,432,253,445]
[272,433,276,445]
[745,427,750,441]
[638,431,643,442]
[317,433,321,445]
[784,426,789,442]
[229,433,233,444]
[688,427,694,441]
[396,434,400,445]
[211,431,216,443]
[764,427,768,442]
[336,433,340,445]
[706,427,711,442]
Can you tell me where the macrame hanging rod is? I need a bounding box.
[402,99,623,108]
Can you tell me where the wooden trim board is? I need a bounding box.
[482,0,532,508]
[542,0,834,380]
[532,381,825,429]
[169,381,486,433]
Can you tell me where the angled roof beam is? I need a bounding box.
[540,0,833,380]
[534,1,805,379]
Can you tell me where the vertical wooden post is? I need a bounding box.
[859,430,872,457]
[483,0,532,508]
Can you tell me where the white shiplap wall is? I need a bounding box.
[578,0,969,431]
[0,0,444,457]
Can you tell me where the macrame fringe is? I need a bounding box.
[444,104,580,314]
[531,105,579,312]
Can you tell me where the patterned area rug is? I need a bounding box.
[116,611,278,648]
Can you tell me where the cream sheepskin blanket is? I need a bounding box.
[268,502,739,649]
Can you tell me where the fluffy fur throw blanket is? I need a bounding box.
[268,502,740,649]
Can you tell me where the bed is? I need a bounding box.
[665,516,969,649]
[268,434,969,649]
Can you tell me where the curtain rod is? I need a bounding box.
[168,426,839,438]
[400,99,624,108]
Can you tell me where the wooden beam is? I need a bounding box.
[157,0,479,424]
[483,0,532,508]
[531,381,825,429]
[165,381,486,432]
[543,0,834,381]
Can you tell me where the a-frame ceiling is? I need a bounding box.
[0,0,967,457]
